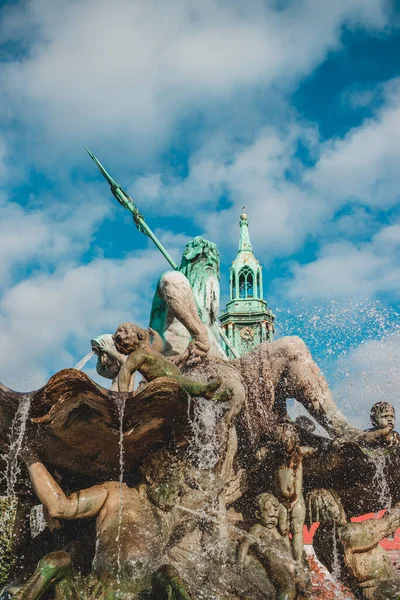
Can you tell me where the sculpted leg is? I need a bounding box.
[269,336,360,439]
[290,498,306,563]
[152,564,193,600]
[12,552,77,600]
[158,271,210,359]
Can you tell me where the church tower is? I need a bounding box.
[219,207,275,357]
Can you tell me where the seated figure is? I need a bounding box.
[237,492,309,600]
[114,322,231,402]
[309,488,400,599]
[13,447,193,599]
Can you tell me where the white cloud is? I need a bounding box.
[0,0,390,166]
[0,249,168,390]
[281,222,400,301]
[0,184,111,287]
[133,124,325,257]
[307,78,400,210]
[131,73,400,274]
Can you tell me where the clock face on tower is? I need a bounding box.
[240,326,254,341]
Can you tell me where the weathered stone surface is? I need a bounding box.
[0,369,190,486]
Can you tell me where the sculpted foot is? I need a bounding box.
[211,387,234,404]
[202,378,222,400]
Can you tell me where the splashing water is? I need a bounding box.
[332,522,341,581]
[176,505,293,561]
[187,398,224,469]
[2,395,31,497]
[30,504,46,538]
[371,451,392,509]
[74,350,94,371]
[114,396,126,598]
[277,299,400,429]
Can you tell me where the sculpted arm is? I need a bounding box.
[23,455,108,520]
[299,446,317,457]
[118,350,144,392]
[341,509,400,551]
[238,524,261,567]
[355,426,393,445]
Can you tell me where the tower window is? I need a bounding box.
[238,266,254,299]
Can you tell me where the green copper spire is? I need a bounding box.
[238,205,253,253]
[220,207,275,357]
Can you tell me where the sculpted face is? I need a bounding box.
[114,323,142,355]
[375,407,395,430]
[98,351,120,378]
[91,334,123,379]
[256,494,280,529]
[319,495,342,525]
[179,237,221,325]
[371,402,395,430]
[280,424,299,454]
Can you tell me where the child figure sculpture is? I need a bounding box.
[275,423,316,563]
[237,493,308,600]
[114,322,231,402]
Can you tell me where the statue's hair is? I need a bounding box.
[370,401,395,427]
[256,492,280,513]
[306,488,344,527]
[115,322,150,341]
[179,237,220,284]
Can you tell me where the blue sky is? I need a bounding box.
[0,0,399,428]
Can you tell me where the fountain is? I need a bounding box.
[0,156,399,599]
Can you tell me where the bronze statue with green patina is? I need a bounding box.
[9,447,194,600]
[114,322,232,402]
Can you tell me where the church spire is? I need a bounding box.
[219,207,275,357]
[238,205,253,253]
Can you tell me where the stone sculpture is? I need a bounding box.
[149,237,226,361]
[17,447,194,599]
[359,402,400,448]
[114,322,231,402]
[237,492,309,600]
[1,176,399,598]
[274,423,316,563]
[91,334,131,391]
[309,488,400,599]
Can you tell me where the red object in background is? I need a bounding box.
[304,511,400,550]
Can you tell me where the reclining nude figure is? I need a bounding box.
[309,489,400,599]
[13,448,193,599]
[114,322,232,403]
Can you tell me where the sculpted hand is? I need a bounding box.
[377,425,394,437]
[176,336,210,366]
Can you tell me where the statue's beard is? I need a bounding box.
[192,271,220,325]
